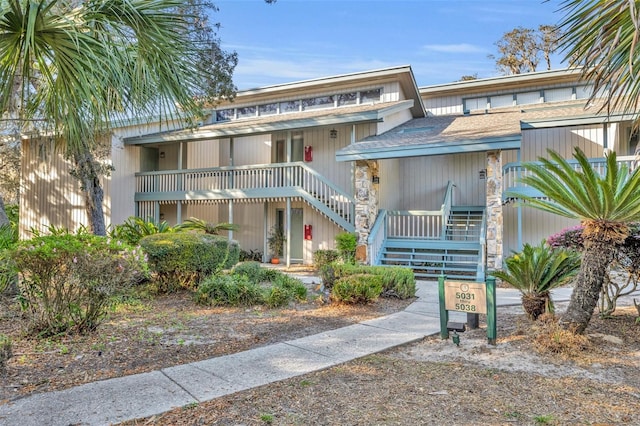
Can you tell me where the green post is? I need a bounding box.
[486,276,497,345]
[438,274,449,339]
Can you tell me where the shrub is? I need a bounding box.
[140,233,239,292]
[232,261,264,283]
[196,274,264,306]
[320,263,416,298]
[110,216,175,246]
[335,232,357,264]
[547,225,584,251]
[491,241,581,321]
[11,234,148,335]
[175,217,239,235]
[272,274,307,301]
[239,248,263,262]
[331,274,383,304]
[0,334,11,374]
[313,249,339,269]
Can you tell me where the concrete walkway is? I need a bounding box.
[0,282,575,426]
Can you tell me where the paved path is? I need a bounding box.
[0,282,575,426]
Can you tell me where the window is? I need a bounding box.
[489,94,514,108]
[464,97,487,112]
[360,89,381,104]
[259,103,278,116]
[516,91,541,106]
[544,87,573,103]
[280,100,300,113]
[302,95,334,111]
[216,108,234,121]
[237,106,256,118]
[338,92,358,106]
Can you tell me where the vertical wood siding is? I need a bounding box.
[378,159,401,210]
[232,134,272,165]
[398,152,487,210]
[377,109,413,135]
[109,136,139,226]
[20,140,87,238]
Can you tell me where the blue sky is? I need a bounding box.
[213,0,567,91]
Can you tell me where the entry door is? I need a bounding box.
[275,133,304,163]
[277,208,304,261]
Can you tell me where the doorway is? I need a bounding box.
[275,133,304,163]
[276,208,303,261]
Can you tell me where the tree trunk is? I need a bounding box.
[559,240,616,334]
[73,152,107,236]
[0,194,9,227]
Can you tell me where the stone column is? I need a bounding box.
[354,160,379,263]
[486,151,503,271]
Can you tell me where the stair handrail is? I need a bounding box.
[477,209,487,281]
[440,180,456,239]
[297,162,355,226]
[367,209,387,265]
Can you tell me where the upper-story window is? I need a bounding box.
[237,106,257,118]
[280,100,301,113]
[216,108,234,121]
[360,88,382,104]
[303,95,335,111]
[338,92,358,106]
[259,103,279,116]
[214,87,383,122]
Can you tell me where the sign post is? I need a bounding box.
[438,274,497,345]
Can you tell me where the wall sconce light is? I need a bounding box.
[478,169,487,180]
[159,151,165,159]
[372,176,380,184]
[329,128,338,139]
[159,213,165,221]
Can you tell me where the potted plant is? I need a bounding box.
[267,226,286,264]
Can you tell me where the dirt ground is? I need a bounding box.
[2,278,640,426]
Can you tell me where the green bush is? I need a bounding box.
[335,232,357,264]
[313,249,339,269]
[110,216,175,246]
[491,241,581,320]
[320,263,416,299]
[197,264,307,308]
[11,234,148,335]
[140,233,239,292]
[196,273,264,306]
[0,334,11,374]
[331,274,383,304]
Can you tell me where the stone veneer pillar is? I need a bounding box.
[354,160,379,263]
[486,151,503,271]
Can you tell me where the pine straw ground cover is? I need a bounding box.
[0,280,412,403]
[120,301,640,426]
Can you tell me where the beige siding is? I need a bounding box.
[232,134,272,166]
[183,203,221,225]
[377,109,413,135]
[503,124,606,256]
[423,95,464,116]
[378,158,401,210]
[20,140,87,238]
[187,139,221,169]
[109,136,139,226]
[397,152,487,210]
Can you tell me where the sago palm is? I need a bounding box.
[492,241,580,321]
[514,147,640,333]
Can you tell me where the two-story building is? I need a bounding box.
[20,66,637,280]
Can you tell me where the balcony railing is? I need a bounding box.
[135,162,355,226]
[503,156,637,196]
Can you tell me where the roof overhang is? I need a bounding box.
[124,100,414,146]
[521,112,636,129]
[335,135,521,162]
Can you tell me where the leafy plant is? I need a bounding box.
[109,216,175,246]
[239,248,263,262]
[320,263,416,298]
[140,233,239,292]
[335,232,358,264]
[175,217,239,235]
[313,249,339,270]
[267,226,286,259]
[196,274,264,306]
[11,234,148,335]
[331,274,383,304]
[491,241,581,320]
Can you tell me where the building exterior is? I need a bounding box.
[20,66,637,279]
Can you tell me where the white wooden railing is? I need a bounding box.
[135,162,354,225]
[503,156,637,191]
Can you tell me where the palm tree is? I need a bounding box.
[514,148,640,333]
[0,0,227,235]
[176,217,239,235]
[559,1,640,126]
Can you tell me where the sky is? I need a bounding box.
[212,0,568,91]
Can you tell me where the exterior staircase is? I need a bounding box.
[372,203,486,281]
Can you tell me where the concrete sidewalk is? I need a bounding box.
[0,282,574,426]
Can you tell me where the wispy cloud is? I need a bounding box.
[423,43,487,54]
